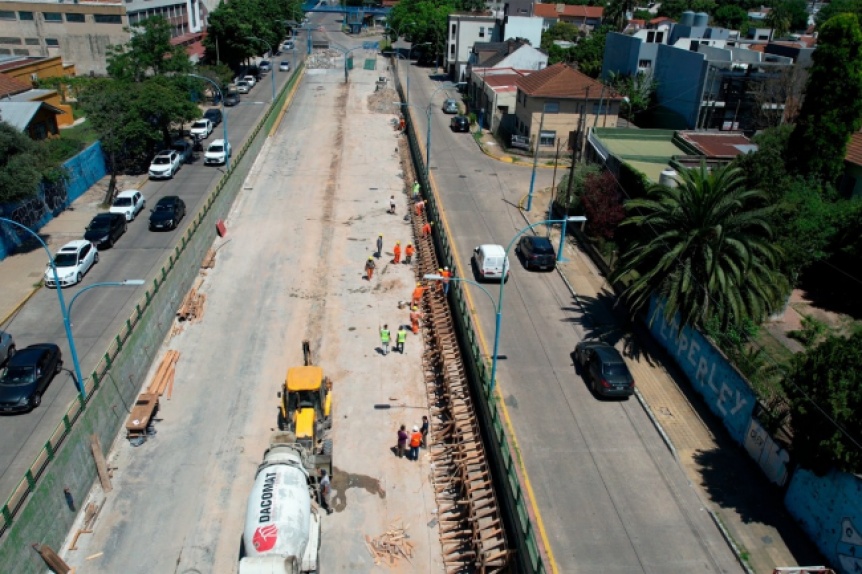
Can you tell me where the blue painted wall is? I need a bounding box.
[785,468,862,573]
[654,44,707,128]
[602,33,642,80]
[0,142,106,260]
[646,297,756,444]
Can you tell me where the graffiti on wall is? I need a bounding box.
[743,418,790,486]
[647,297,756,444]
[838,518,862,573]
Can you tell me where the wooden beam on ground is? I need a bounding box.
[32,543,72,573]
[89,434,112,493]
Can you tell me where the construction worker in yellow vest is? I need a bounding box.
[396,326,407,354]
[379,324,391,355]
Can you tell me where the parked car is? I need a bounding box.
[235,81,251,94]
[203,108,222,127]
[471,244,509,283]
[450,115,470,132]
[442,98,459,114]
[110,189,146,221]
[190,118,213,139]
[574,341,635,398]
[516,235,556,271]
[171,139,194,164]
[259,60,272,72]
[43,240,98,288]
[84,212,126,248]
[224,92,240,106]
[205,139,232,166]
[279,60,291,72]
[282,40,294,51]
[243,74,257,87]
[148,150,182,179]
[0,344,62,412]
[149,196,187,231]
[0,331,15,365]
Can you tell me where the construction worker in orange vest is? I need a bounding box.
[409,425,423,460]
[410,306,423,334]
[422,221,433,236]
[404,243,415,264]
[412,282,426,307]
[441,267,452,295]
[393,241,401,264]
[435,268,445,291]
[414,199,425,217]
[365,256,376,280]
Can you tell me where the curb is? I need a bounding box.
[0,286,41,326]
[473,132,569,169]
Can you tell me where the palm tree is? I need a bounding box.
[611,161,788,331]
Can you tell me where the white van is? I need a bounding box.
[472,244,510,282]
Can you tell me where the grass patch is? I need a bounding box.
[753,328,796,366]
[42,119,97,164]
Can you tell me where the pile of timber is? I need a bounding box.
[364,522,414,567]
[68,501,104,551]
[201,249,217,269]
[176,284,206,323]
[147,350,179,398]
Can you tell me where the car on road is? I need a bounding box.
[203,108,223,127]
[148,150,182,179]
[224,92,240,106]
[190,118,213,139]
[282,40,294,51]
[516,235,557,271]
[243,75,257,87]
[0,344,63,413]
[171,139,194,164]
[259,60,271,72]
[471,244,510,283]
[205,139,232,166]
[110,189,146,221]
[574,341,635,398]
[442,98,459,114]
[84,212,126,248]
[149,196,187,231]
[279,60,291,72]
[43,240,98,288]
[450,115,470,132]
[0,331,15,365]
[235,81,251,94]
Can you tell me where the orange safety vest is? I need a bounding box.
[412,286,425,300]
[410,432,422,448]
[405,245,415,257]
[394,245,401,255]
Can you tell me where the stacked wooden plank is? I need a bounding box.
[176,286,207,323]
[364,522,414,567]
[201,249,217,269]
[147,350,179,397]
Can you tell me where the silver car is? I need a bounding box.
[0,331,14,364]
[442,99,459,114]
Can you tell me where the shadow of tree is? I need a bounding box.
[798,256,862,320]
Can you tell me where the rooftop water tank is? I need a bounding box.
[680,10,695,26]
[659,169,678,188]
[694,11,709,27]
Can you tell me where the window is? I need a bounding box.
[638,59,652,69]
[655,32,664,43]
[18,11,33,20]
[13,48,28,55]
[0,48,9,55]
[543,101,560,113]
[43,12,62,22]
[451,23,456,37]
[450,44,455,56]
[539,130,556,147]
[46,38,59,46]
[479,26,485,38]
[66,13,85,23]
[94,14,122,24]
[25,38,39,45]
[0,37,22,45]
[0,10,15,20]
[646,31,655,43]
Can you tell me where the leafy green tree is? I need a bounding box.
[0,120,61,203]
[815,0,862,26]
[137,76,200,148]
[611,161,787,330]
[787,14,862,186]
[605,0,635,30]
[388,0,457,63]
[541,22,580,64]
[582,171,625,239]
[633,9,653,20]
[572,25,612,77]
[607,71,657,121]
[733,125,792,191]
[764,0,808,36]
[107,17,191,81]
[714,4,748,28]
[786,332,862,475]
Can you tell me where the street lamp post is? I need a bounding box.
[526,103,557,212]
[188,73,230,170]
[247,36,276,102]
[66,280,145,324]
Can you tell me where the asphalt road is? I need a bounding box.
[403,66,742,572]
[0,60,302,500]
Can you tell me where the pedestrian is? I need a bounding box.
[412,181,421,199]
[422,221,433,236]
[376,233,383,258]
[404,243,414,264]
[442,267,452,295]
[396,424,408,458]
[389,195,397,214]
[380,324,391,355]
[414,199,425,217]
[365,256,376,281]
[396,326,407,353]
[393,241,401,264]
[64,487,75,512]
[410,306,423,334]
[399,116,406,132]
[318,469,333,514]
[409,425,422,461]
[411,282,426,307]
[420,415,429,447]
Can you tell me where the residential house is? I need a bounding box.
[469,67,529,133]
[0,100,64,139]
[513,63,622,153]
[842,132,862,198]
[533,3,604,32]
[0,55,74,126]
[446,12,501,81]
[499,15,543,47]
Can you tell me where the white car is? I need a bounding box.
[279,61,291,72]
[110,189,146,221]
[148,150,182,179]
[190,119,213,139]
[282,40,294,51]
[44,240,98,288]
[235,81,251,94]
[204,139,232,165]
[243,75,257,87]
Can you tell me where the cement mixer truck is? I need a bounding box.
[239,434,322,574]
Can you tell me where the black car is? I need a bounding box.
[450,115,470,132]
[0,344,63,413]
[203,108,223,127]
[516,235,557,271]
[171,138,194,164]
[149,196,187,231]
[84,212,126,248]
[224,93,240,106]
[574,341,635,398]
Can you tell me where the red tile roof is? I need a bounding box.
[0,57,41,73]
[845,132,862,167]
[533,4,604,19]
[649,16,675,25]
[678,132,754,158]
[0,73,32,98]
[516,62,621,99]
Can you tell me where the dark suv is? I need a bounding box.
[203,108,222,127]
[0,344,63,412]
[574,341,635,398]
[516,235,556,271]
[450,115,470,132]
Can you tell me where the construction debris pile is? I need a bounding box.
[306,49,341,69]
[367,87,398,114]
[177,281,207,323]
[364,522,415,567]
